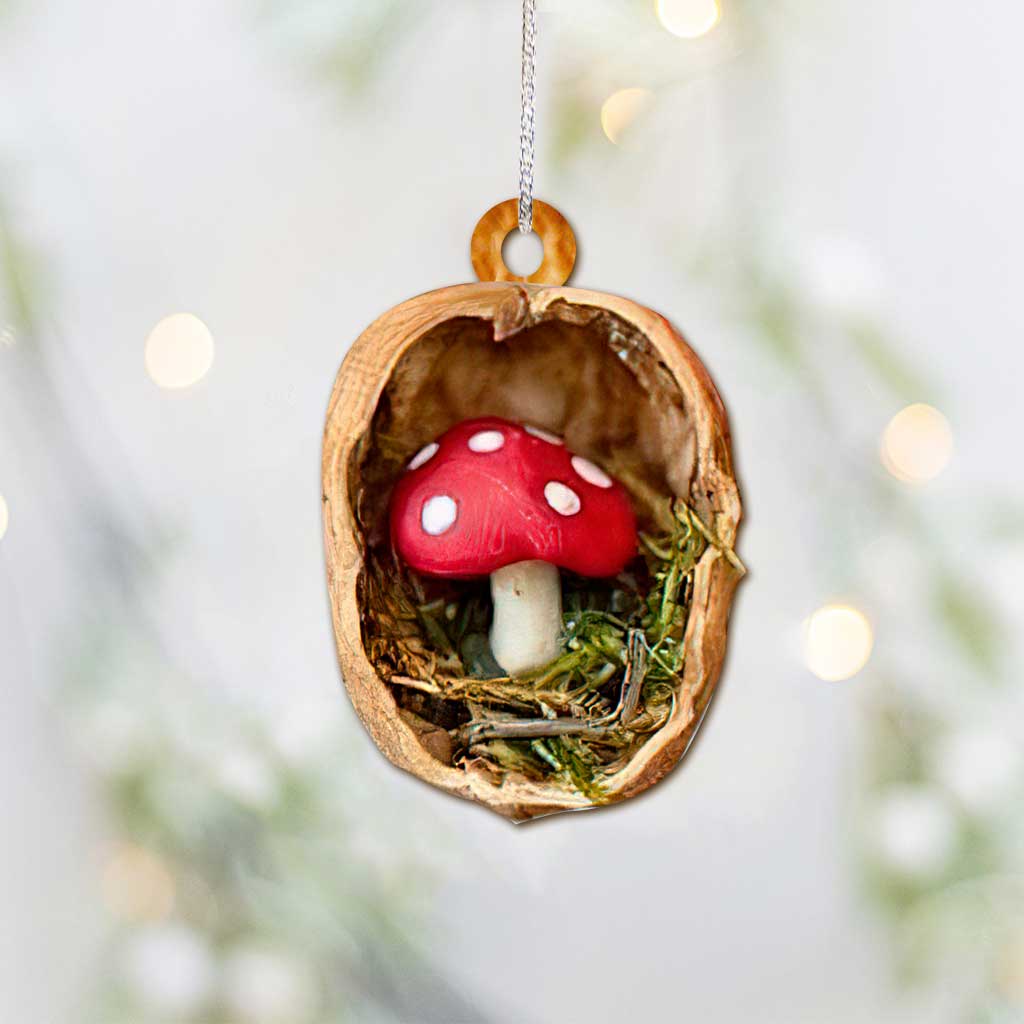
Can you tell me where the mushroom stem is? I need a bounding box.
[489,560,563,676]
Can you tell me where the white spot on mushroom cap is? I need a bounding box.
[571,455,612,489]
[524,424,563,445]
[544,481,581,516]
[421,495,457,535]
[467,430,505,453]
[408,442,439,470]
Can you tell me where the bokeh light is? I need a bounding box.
[656,0,721,38]
[802,604,874,681]
[931,729,1021,813]
[996,936,1024,1007]
[880,403,953,483]
[222,946,321,1023]
[601,87,654,144]
[0,494,8,540]
[120,923,215,1017]
[798,235,881,316]
[145,313,214,389]
[103,842,175,921]
[870,784,957,880]
[215,747,280,811]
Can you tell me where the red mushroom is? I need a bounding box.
[389,417,638,675]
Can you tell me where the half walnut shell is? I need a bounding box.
[322,282,743,822]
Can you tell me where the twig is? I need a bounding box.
[458,629,649,743]
[389,674,587,713]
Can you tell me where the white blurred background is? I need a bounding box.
[2,1,1023,1022]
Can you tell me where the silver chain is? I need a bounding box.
[518,0,537,234]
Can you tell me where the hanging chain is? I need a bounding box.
[518,0,537,234]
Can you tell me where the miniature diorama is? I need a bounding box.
[323,273,744,822]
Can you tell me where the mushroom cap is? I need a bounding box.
[390,417,638,579]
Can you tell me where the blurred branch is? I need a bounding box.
[1,173,483,1024]
[254,0,427,95]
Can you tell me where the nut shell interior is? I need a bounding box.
[322,282,743,821]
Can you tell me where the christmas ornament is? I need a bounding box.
[322,1,744,821]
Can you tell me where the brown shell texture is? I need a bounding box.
[322,282,743,822]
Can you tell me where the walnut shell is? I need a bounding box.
[322,282,743,822]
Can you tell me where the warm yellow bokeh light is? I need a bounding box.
[996,936,1024,1006]
[145,313,214,389]
[0,494,8,540]
[803,604,874,682]
[601,87,654,144]
[656,0,721,38]
[880,403,953,484]
[102,843,176,921]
